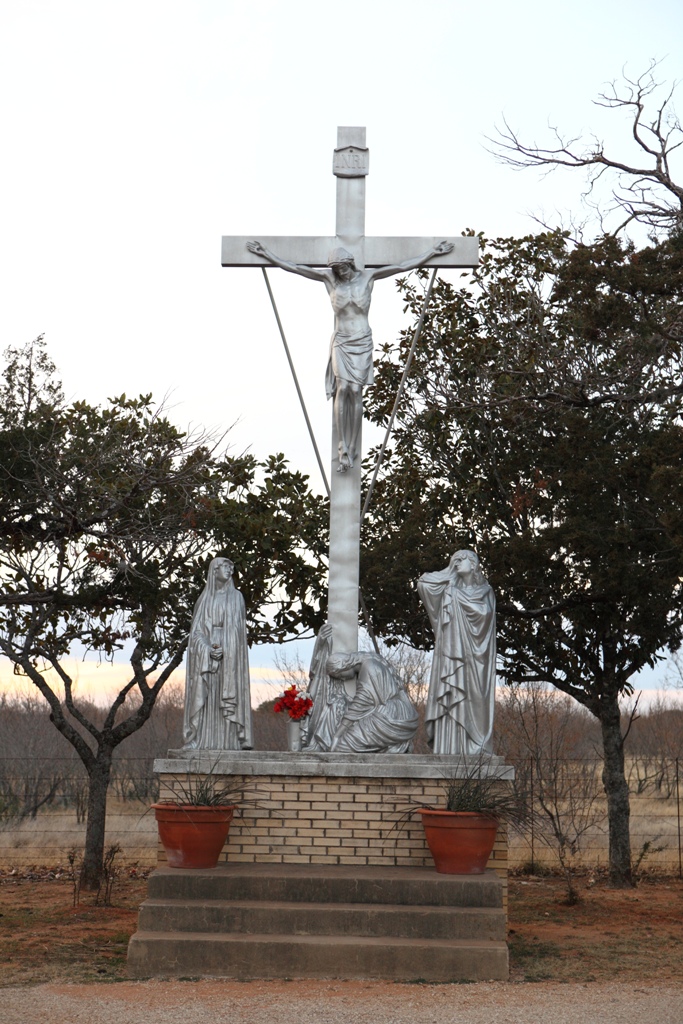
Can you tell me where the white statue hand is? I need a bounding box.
[247,240,266,256]
[434,240,454,255]
[210,646,224,660]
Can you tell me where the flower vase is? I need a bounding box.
[287,717,302,752]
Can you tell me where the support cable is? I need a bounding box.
[261,268,330,497]
[677,757,682,880]
[361,268,438,523]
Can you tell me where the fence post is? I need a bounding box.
[676,758,682,881]
[529,756,535,874]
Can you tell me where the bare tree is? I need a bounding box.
[497,683,606,903]
[0,691,72,822]
[490,61,683,238]
[625,693,683,799]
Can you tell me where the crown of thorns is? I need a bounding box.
[327,247,355,267]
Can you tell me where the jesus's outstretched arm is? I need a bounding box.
[247,240,331,283]
[369,240,454,281]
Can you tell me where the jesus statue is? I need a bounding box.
[246,238,454,471]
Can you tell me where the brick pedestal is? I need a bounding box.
[154,752,512,907]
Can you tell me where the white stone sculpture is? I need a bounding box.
[301,622,348,752]
[224,128,480,660]
[181,557,253,751]
[246,238,453,472]
[302,624,418,754]
[417,550,496,756]
[326,650,419,754]
[327,651,419,757]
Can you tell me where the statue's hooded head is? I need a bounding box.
[327,651,400,704]
[452,549,486,587]
[326,652,362,680]
[206,556,234,590]
[327,247,356,271]
[192,557,235,620]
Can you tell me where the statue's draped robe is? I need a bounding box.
[325,281,374,400]
[325,328,374,399]
[302,630,348,752]
[181,581,253,750]
[418,570,496,755]
[331,653,418,754]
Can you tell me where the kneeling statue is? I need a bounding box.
[327,650,418,753]
[302,626,418,754]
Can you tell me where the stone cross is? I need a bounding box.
[221,127,478,656]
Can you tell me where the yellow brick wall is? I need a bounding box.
[157,771,509,907]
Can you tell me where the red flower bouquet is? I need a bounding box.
[273,684,313,721]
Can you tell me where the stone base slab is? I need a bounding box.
[160,750,512,780]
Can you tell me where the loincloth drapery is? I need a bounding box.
[325,328,373,399]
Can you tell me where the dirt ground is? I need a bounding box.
[507,873,683,982]
[1,865,682,987]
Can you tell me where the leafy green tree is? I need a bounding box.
[0,338,327,887]
[361,230,683,886]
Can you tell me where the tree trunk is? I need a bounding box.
[80,748,113,891]
[599,695,633,887]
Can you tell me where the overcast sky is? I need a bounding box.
[1,0,681,696]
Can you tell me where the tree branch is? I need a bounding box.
[487,63,683,235]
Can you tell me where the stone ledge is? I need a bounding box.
[157,751,514,780]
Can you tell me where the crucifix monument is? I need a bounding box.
[133,136,507,982]
[221,127,479,657]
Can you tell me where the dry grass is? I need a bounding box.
[509,789,682,872]
[1,787,681,873]
[0,800,158,868]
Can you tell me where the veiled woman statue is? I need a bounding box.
[326,651,419,754]
[181,557,253,751]
[417,550,496,756]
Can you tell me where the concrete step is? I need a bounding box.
[127,930,509,982]
[138,896,507,941]
[147,863,503,908]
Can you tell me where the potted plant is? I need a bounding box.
[151,760,248,869]
[416,762,527,875]
[273,684,313,751]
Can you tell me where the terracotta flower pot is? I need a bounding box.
[418,809,499,874]
[152,803,235,869]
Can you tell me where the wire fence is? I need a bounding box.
[0,755,681,875]
[510,756,683,877]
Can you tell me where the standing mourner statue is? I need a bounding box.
[417,550,496,756]
[246,239,453,472]
[181,557,253,751]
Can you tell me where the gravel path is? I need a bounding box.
[3,980,683,1024]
